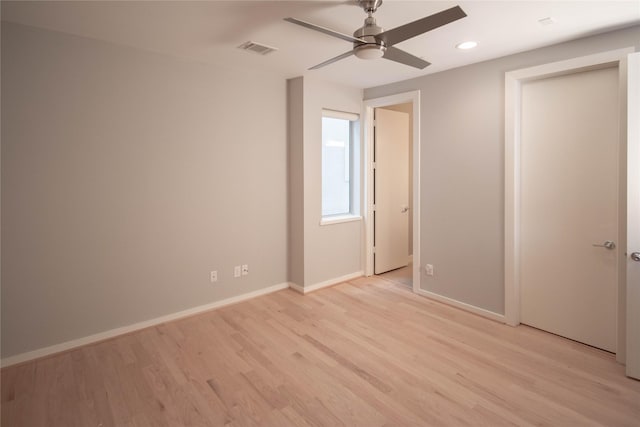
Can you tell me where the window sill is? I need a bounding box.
[320,215,362,226]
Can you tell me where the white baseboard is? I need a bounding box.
[289,271,363,295]
[288,282,304,294]
[415,288,505,323]
[1,282,290,368]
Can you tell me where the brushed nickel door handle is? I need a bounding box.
[592,241,616,250]
[631,252,640,262]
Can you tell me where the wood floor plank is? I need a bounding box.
[2,276,640,426]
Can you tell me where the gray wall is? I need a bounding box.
[1,23,288,358]
[303,77,363,286]
[365,25,640,315]
[287,77,305,286]
[288,76,363,288]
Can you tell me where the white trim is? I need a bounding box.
[504,48,633,330]
[363,90,421,294]
[626,52,640,379]
[504,69,520,327]
[320,214,362,226]
[289,271,363,294]
[1,282,290,368]
[288,282,305,294]
[415,289,506,324]
[505,48,633,83]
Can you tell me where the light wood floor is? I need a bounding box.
[378,263,412,288]
[2,276,640,426]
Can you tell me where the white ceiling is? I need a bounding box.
[2,1,639,88]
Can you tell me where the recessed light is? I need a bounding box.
[456,41,478,50]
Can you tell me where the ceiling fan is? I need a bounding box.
[284,0,467,70]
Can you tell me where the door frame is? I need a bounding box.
[504,47,633,360]
[626,52,640,378]
[363,91,420,292]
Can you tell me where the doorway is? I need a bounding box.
[364,91,420,291]
[504,48,633,362]
[374,106,411,286]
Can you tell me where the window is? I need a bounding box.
[321,109,360,221]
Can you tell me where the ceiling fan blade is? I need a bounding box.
[383,46,430,69]
[377,5,466,47]
[309,50,355,70]
[284,17,364,44]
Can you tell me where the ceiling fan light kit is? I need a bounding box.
[353,14,387,60]
[284,0,466,70]
[354,44,386,60]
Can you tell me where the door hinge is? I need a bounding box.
[373,204,376,211]
[372,162,377,169]
[373,246,376,254]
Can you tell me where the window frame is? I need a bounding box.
[320,109,361,225]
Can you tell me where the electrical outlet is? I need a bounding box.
[210,270,218,283]
[425,264,434,276]
[234,266,241,278]
[241,264,249,276]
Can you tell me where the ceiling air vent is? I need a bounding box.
[237,41,278,56]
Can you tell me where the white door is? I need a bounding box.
[520,66,619,352]
[374,108,409,274]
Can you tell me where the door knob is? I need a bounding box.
[632,252,640,262]
[592,240,616,250]
[401,206,409,213]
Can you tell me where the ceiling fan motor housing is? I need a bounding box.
[353,16,386,59]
